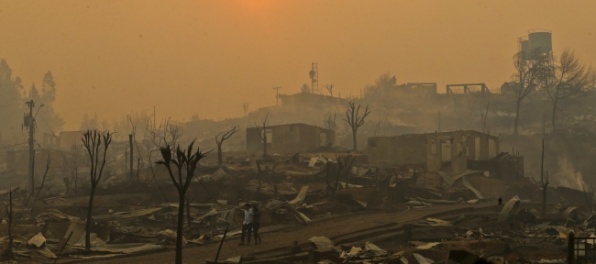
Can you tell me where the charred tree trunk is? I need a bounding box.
[215,126,238,166]
[82,130,113,252]
[36,156,51,201]
[352,128,358,152]
[551,99,558,133]
[255,114,269,158]
[8,190,13,251]
[255,160,263,190]
[186,192,192,230]
[3,189,14,260]
[262,131,268,157]
[85,185,96,251]
[344,102,370,151]
[217,143,223,166]
[514,99,522,136]
[542,172,549,218]
[73,167,78,196]
[155,142,206,264]
[129,134,134,182]
[176,191,186,264]
[540,139,549,218]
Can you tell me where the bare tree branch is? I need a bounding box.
[511,50,551,135]
[254,113,270,157]
[343,102,371,151]
[545,49,595,131]
[81,129,113,252]
[215,126,239,166]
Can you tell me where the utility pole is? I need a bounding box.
[273,86,282,105]
[25,100,35,197]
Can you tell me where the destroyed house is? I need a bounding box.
[367,130,499,174]
[246,123,334,155]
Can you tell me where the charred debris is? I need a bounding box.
[0,123,594,264]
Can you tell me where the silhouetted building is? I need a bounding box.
[246,123,335,155]
[367,130,499,174]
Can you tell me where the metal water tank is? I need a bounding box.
[528,31,552,54]
[520,38,530,59]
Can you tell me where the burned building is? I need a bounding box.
[367,130,502,175]
[246,123,335,155]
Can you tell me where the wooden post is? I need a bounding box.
[568,231,575,264]
[214,225,229,263]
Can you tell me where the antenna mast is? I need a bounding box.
[273,86,282,105]
[309,63,319,94]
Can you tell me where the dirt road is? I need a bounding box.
[76,203,496,264]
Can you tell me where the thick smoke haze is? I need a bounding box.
[1,0,596,129]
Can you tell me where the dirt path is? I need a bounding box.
[72,203,496,264]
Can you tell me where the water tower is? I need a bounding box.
[528,30,552,55]
[518,30,552,61]
[519,37,530,60]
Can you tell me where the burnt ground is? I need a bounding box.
[0,152,583,264]
[74,203,541,264]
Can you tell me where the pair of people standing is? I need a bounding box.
[239,203,262,245]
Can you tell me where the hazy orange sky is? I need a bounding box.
[1,0,595,130]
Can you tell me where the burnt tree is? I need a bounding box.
[81,129,113,252]
[156,141,206,264]
[2,189,14,260]
[343,102,371,151]
[325,155,356,195]
[511,50,550,135]
[546,49,594,132]
[255,113,269,158]
[34,155,51,202]
[540,138,549,218]
[215,126,238,166]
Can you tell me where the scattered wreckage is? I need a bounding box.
[0,152,593,263]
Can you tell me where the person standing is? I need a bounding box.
[252,204,262,244]
[239,203,253,245]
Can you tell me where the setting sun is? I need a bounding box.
[237,0,277,11]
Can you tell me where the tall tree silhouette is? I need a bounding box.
[344,102,371,151]
[156,141,206,264]
[215,126,238,166]
[81,130,113,251]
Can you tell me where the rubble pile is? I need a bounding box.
[221,198,581,263]
[0,151,592,263]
